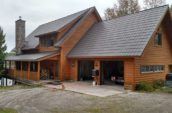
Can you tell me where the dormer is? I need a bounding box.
[37,32,58,52]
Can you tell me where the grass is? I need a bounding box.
[51,102,128,113]
[0,84,42,91]
[155,87,172,93]
[0,108,18,113]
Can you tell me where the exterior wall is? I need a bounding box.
[60,12,99,80]
[134,24,172,84]
[8,69,38,81]
[124,59,135,90]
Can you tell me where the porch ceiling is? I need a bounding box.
[5,51,59,61]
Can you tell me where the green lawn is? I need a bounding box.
[157,87,172,93]
[0,84,42,91]
[0,108,18,113]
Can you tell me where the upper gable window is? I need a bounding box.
[40,37,54,47]
[155,33,162,46]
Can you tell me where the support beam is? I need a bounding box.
[37,62,40,81]
[94,60,101,85]
[9,61,11,70]
[27,62,30,80]
[53,62,56,80]
[20,61,22,79]
[4,61,6,70]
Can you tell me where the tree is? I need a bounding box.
[144,0,166,9]
[0,27,7,76]
[105,8,117,20]
[104,0,140,20]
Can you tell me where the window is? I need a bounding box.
[16,61,21,70]
[6,61,10,69]
[22,62,28,71]
[40,37,54,47]
[141,65,164,73]
[155,33,162,46]
[11,61,15,69]
[30,62,37,72]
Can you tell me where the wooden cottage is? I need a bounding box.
[5,5,172,90]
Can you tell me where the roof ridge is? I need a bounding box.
[39,7,93,27]
[104,4,169,22]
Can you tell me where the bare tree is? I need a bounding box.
[104,0,140,20]
[144,0,166,9]
[104,8,116,20]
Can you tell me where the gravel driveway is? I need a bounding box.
[0,87,172,113]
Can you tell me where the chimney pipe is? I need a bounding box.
[15,16,25,54]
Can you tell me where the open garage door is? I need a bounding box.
[78,60,94,81]
[101,61,124,85]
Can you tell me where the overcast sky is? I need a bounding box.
[0,0,171,52]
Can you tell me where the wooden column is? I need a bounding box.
[27,62,30,80]
[9,61,11,70]
[14,62,16,79]
[4,61,6,69]
[94,60,101,85]
[20,61,22,79]
[124,59,135,90]
[37,62,40,81]
[53,62,56,80]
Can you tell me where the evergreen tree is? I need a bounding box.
[0,27,7,76]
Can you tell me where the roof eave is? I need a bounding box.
[67,55,140,59]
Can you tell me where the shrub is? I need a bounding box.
[136,82,154,92]
[153,79,165,89]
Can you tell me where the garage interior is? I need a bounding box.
[78,60,94,81]
[78,60,124,86]
[101,61,124,85]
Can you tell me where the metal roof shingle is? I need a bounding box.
[22,8,89,50]
[68,5,169,57]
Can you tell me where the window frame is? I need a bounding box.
[154,33,162,46]
[30,62,38,72]
[16,61,21,70]
[40,35,55,47]
[140,65,164,74]
[22,62,28,71]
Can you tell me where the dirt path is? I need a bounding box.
[0,88,172,113]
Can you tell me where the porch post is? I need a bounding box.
[53,62,56,80]
[4,60,6,69]
[9,61,11,69]
[27,62,30,80]
[37,61,40,80]
[20,61,22,79]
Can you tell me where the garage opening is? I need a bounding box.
[101,61,124,85]
[78,60,94,81]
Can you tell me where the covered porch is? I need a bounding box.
[5,51,59,81]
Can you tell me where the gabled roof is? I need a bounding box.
[55,7,102,47]
[22,8,91,50]
[68,5,169,58]
[6,51,59,61]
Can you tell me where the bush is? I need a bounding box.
[136,82,154,92]
[153,80,165,89]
